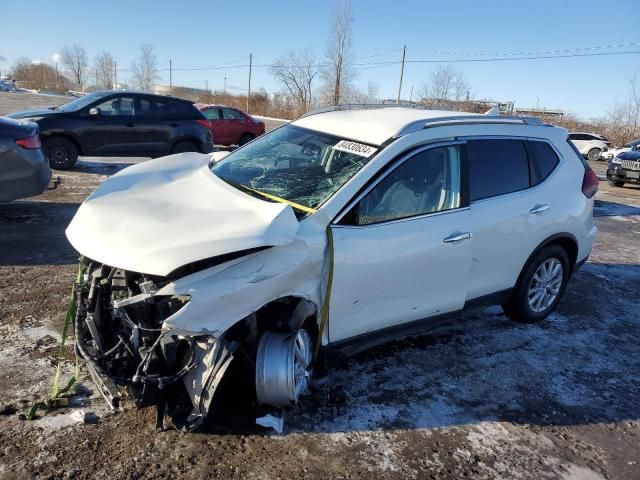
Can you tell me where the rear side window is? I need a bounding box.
[467,140,530,201]
[223,108,244,120]
[528,141,560,185]
[203,108,221,120]
[170,101,196,117]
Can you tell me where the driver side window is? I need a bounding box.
[349,145,462,225]
[93,96,134,116]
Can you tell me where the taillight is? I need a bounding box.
[196,119,211,129]
[581,168,599,198]
[15,135,41,149]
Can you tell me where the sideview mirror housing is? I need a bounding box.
[89,107,100,116]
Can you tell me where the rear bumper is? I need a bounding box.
[0,146,51,202]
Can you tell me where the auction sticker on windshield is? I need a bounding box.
[333,140,378,157]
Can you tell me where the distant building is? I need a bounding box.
[515,107,565,118]
[154,84,209,96]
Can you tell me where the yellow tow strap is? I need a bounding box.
[315,226,334,356]
[26,261,84,420]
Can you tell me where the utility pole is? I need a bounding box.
[169,59,172,96]
[247,53,252,113]
[205,79,208,95]
[114,61,117,89]
[397,45,406,104]
[224,73,227,94]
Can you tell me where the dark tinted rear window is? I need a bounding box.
[528,141,560,185]
[170,101,196,117]
[467,139,530,201]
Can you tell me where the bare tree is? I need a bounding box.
[131,44,159,92]
[418,65,470,101]
[270,48,320,114]
[347,81,380,104]
[60,44,88,90]
[94,51,115,90]
[322,2,355,105]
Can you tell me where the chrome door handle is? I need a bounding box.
[530,204,550,215]
[443,232,472,243]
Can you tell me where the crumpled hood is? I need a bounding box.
[66,153,300,276]
[6,108,59,119]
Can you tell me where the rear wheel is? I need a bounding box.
[502,245,570,323]
[44,137,78,170]
[587,148,602,162]
[609,180,625,188]
[171,140,199,154]
[238,133,255,146]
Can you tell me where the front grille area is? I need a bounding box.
[620,160,640,171]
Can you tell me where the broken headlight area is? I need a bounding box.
[74,259,318,431]
[73,260,239,430]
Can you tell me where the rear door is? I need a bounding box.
[329,142,473,343]
[465,138,561,300]
[133,97,174,156]
[202,107,224,144]
[221,108,246,145]
[83,95,137,155]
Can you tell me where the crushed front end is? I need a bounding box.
[74,258,239,430]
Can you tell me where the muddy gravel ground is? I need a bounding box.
[1,93,639,479]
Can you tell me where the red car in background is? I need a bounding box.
[195,104,265,146]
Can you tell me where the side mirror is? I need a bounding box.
[89,107,100,116]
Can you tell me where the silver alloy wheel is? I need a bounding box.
[528,258,563,313]
[587,148,601,162]
[255,329,313,407]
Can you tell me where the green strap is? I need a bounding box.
[26,261,84,420]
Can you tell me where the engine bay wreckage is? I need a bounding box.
[66,150,334,430]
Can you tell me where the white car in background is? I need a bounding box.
[568,132,610,162]
[600,139,640,161]
[65,106,599,429]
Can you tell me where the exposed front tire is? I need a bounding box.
[609,180,625,188]
[587,148,602,162]
[238,133,255,146]
[502,245,570,324]
[171,140,199,154]
[44,137,78,170]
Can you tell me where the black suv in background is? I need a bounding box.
[6,91,213,169]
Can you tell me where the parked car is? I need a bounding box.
[606,148,640,187]
[6,91,213,170]
[568,132,610,162]
[600,138,640,161]
[0,79,18,92]
[0,117,51,202]
[196,104,265,146]
[65,106,598,429]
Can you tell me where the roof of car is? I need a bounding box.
[195,104,236,109]
[292,107,482,145]
[92,90,195,104]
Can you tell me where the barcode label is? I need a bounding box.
[333,140,378,158]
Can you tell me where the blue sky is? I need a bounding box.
[1,0,638,118]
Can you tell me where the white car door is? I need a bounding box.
[570,134,587,154]
[328,142,473,343]
[464,138,562,300]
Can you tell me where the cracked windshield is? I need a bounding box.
[211,124,377,211]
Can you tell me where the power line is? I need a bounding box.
[404,50,640,64]
[410,41,640,57]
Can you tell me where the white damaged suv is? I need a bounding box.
[66,106,599,429]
